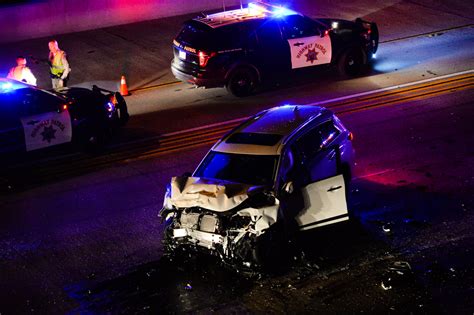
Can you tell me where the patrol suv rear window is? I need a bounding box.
[176,20,215,49]
[226,132,282,146]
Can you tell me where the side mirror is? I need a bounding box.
[282,181,294,194]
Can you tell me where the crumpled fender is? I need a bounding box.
[236,203,279,234]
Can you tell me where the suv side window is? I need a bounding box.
[293,120,341,159]
[255,20,283,45]
[216,25,246,50]
[18,90,63,116]
[0,94,20,126]
[279,15,320,39]
[318,119,341,148]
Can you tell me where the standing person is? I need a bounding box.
[48,40,71,89]
[7,56,37,86]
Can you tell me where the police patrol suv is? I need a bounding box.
[171,1,379,96]
[0,79,128,155]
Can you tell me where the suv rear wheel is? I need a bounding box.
[226,67,258,97]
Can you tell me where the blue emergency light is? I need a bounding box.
[0,79,27,93]
[248,2,296,18]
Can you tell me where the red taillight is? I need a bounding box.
[198,51,216,67]
[348,132,354,141]
[62,104,68,111]
[110,94,117,105]
[324,30,329,36]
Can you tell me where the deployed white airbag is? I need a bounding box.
[169,177,255,212]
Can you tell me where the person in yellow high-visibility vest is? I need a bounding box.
[48,40,71,89]
[7,56,37,86]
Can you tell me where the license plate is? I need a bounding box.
[179,50,186,60]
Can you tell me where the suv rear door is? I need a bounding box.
[253,19,290,72]
[297,174,348,230]
[286,120,348,230]
[279,15,332,69]
[0,92,23,153]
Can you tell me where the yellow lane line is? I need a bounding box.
[129,81,181,93]
[128,82,474,162]
[323,74,474,111]
[332,78,474,113]
[338,83,474,115]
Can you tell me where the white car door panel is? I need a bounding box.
[20,110,72,151]
[296,174,348,231]
[288,34,332,69]
[308,148,338,183]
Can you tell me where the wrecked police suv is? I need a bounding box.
[160,105,354,269]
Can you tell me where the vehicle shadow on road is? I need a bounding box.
[257,62,385,97]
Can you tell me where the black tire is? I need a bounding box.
[370,23,379,54]
[82,120,110,153]
[250,223,290,273]
[114,92,129,126]
[226,67,258,97]
[337,46,367,77]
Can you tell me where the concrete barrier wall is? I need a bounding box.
[0,0,248,43]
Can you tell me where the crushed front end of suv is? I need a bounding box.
[160,105,355,270]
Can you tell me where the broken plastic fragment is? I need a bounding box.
[381,261,413,290]
[388,261,411,276]
[381,280,392,290]
[382,224,392,233]
[87,273,96,280]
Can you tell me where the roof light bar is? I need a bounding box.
[248,2,296,17]
[0,80,26,93]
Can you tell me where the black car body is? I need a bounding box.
[171,1,379,96]
[0,79,128,155]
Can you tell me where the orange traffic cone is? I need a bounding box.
[120,75,130,96]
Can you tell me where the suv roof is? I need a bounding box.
[194,2,298,29]
[213,105,331,155]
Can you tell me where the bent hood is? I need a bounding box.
[169,176,262,212]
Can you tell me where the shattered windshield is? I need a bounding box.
[194,151,279,186]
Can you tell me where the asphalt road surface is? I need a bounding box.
[1,9,474,315]
[1,84,473,313]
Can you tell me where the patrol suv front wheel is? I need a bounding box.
[337,47,367,77]
[226,67,258,97]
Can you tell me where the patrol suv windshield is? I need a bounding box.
[194,151,278,186]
